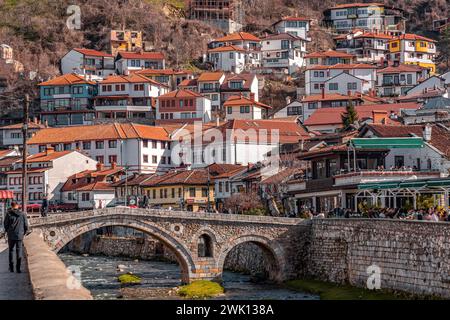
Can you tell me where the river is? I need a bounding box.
[59,253,319,300]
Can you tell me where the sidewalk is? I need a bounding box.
[0,240,33,300]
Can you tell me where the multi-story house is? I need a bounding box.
[197,72,226,113]
[334,31,392,63]
[0,120,46,149]
[207,45,247,74]
[5,148,98,204]
[323,3,406,35]
[141,169,215,212]
[261,33,309,75]
[213,164,247,211]
[60,48,115,79]
[305,63,377,96]
[95,74,169,121]
[271,16,311,40]
[115,51,166,75]
[387,34,437,74]
[223,95,271,120]
[27,123,172,173]
[38,74,97,127]
[305,50,355,68]
[376,64,428,97]
[220,73,259,105]
[61,163,125,209]
[109,30,143,57]
[133,69,194,91]
[273,100,303,119]
[156,89,212,123]
[209,32,261,50]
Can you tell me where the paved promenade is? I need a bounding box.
[0,240,33,300]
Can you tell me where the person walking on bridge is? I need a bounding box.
[3,202,29,273]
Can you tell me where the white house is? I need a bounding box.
[197,72,226,114]
[334,31,392,63]
[27,123,172,173]
[60,48,115,78]
[0,121,46,149]
[61,163,125,209]
[5,148,98,204]
[261,33,309,75]
[156,89,212,123]
[273,100,303,119]
[207,45,250,74]
[95,73,169,121]
[376,64,428,97]
[305,63,377,95]
[223,95,271,120]
[272,17,311,40]
[115,51,166,75]
[405,73,450,97]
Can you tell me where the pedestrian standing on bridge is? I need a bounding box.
[3,202,29,273]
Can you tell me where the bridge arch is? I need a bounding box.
[47,216,197,284]
[216,235,287,282]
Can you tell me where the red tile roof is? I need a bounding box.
[262,33,307,41]
[158,89,203,99]
[100,73,167,86]
[117,51,165,60]
[39,74,96,86]
[305,50,355,59]
[62,166,124,192]
[364,124,450,158]
[134,69,193,76]
[73,48,113,58]
[142,169,211,186]
[197,72,225,82]
[27,150,73,162]
[223,95,271,109]
[392,33,437,43]
[307,63,377,71]
[304,102,419,126]
[377,64,425,73]
[301,93,362,103]
[330,3,385,9]
[179,78,198,87]
[208,45,247,53]
[28,123,170,145]
[0,122,46,130]
[214,32,261,42]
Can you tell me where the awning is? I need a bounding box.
[358,178,450,191]
[0,190,14,200]
[351,137,424,149]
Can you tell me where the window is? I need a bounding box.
[160,189,163,198]
[229,52,234,59]
[72,86,84,94]
[96,156,104,164]
[153,190,156,199]
[189,188,196,197]
[109,155,117,164]
[281,40,290,49]
[329,83,338,91]
[83,141,91,150]
[219,182,223,193]
[143,155,149,163]
[152,156,157,164]
[96,141,104,149]
[202,188,208,198]
[171,188,175,198]
[227,107,233,114]
[394,156,404,168]
[347,82,357,90]
[64,143,71,151]
[82,193,90,202]
[240,106,250,113]
[161,156,166,164]
[308,102,318,109]
[108,140,117,148]
[134,84,144,91]
[152,141,158,149]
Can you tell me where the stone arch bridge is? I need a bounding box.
[29,208,310,283]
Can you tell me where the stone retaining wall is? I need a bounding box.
[24,233,92,300]
[306,219,450,298]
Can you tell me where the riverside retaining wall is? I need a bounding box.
[306,219,450,298]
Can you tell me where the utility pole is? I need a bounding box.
[22,94,29,214]
[207,166,211,212]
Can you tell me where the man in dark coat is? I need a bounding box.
[40,197,49,217]
[3,202,29,273]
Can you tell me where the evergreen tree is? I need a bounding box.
[341,100,358,129]
[437,26,450,71]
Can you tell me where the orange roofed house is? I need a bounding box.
[115,51,165,75]
[27,123,172,174]
[61,162,125,209]
[60,48,115,78]
[5,148,98,205]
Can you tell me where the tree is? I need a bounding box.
[437,26,450,71]
[341,100,358,129]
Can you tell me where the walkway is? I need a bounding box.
[0,239,33,300]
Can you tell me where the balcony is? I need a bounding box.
[334,170,442,187]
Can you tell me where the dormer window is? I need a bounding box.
[230,81,243,89]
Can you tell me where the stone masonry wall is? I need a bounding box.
[306,219,450,298]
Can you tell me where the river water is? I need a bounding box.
[59,253,319,300]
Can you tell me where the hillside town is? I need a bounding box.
[0,1,449,222]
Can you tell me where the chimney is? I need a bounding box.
[423,124,432,142]
[250,92,255,100]
[286,96,291,105]
[96,162,104,171]
[372,110,388,124]
[45,146,55,155]
[216,117,220,127]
